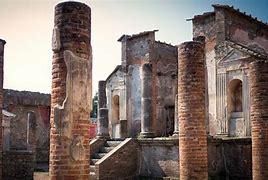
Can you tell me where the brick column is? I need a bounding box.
[140,63,155,138]
[97,81,109,139]
[0,39,6,179]
[178,41,207,179]
[50,2,91,179]
[249,60,268,180]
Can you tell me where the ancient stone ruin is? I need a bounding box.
[0,2,268,180]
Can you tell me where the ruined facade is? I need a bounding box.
[106,31,178,138]
[50,1,92,179]
[0,2,267,180]
[2,89,50,161]
[97,4,268,180]
[192,4,268,137]
[2,89,50,179]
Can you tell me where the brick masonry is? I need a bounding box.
[0,39,6,179]
[249,60,268,180]
[178,41,208,179]
[50,2,92,179]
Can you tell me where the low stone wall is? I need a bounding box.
[137,137,252,179]
[138,138,179,178]
[96,138,139,179]
[208,137,252,180]
[3,150,34,179]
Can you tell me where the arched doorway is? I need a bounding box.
[228,79,243,114]
[228,79,244,136]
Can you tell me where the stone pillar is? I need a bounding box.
[97,81,109,139]
[97,108,109,139]
[0,39,6,179]
[50,2,91,179]
[140,63,155,138]
[178,41,208,180]
[249,60,268,180]
[98,80,107,109]
[27,111,37,152]
[173,94,179,136]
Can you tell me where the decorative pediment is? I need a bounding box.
[219,48,250,64]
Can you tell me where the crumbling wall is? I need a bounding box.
[222,8,268,53]
[153,42,177,136]
[193,15,218,135]
[3,89,50,163]
[126,33,154,137]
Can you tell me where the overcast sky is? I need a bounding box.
[0,0,268,94]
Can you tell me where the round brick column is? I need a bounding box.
[178,41,208,179]
[50,2,91,179]
[0,39,6,179]
[249,60,268,180]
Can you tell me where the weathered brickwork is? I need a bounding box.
[50,2,92,179]
[249,60,268,180]
[178,41,208,179]
[0,39,6,179]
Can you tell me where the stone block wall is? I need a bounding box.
[3,151,34,180]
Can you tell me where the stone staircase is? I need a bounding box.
[90,140,123,179]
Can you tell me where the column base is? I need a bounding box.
[139,132,155,138]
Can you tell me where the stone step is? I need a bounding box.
[91,159,99,165]
[106,140,123,147]
[90,165,95,173]
[94,152,107,159]
[90,172,96,180]
[99,147,114,153]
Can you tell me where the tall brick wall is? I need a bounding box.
[50,2,91,179]
[249,60,268,180]
[178,41,208,179]
[0,39,6,179]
